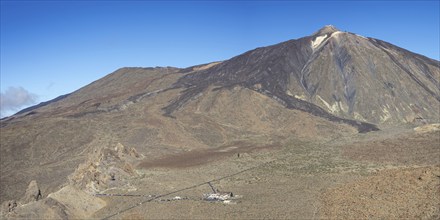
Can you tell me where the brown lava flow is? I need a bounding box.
[137,142,280,169]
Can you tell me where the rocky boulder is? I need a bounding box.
[21,180,42,204]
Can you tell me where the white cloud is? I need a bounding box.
[0,86,38,118]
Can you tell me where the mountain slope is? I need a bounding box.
[0,66,355,204]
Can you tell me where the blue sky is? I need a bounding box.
[1,1,439,117]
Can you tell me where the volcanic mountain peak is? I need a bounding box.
[311,25,345,49]
[313,25,340,36]
[2,25,438,132]
[162,26,439,129]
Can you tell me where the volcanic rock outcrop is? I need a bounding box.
[69,143,142,194]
